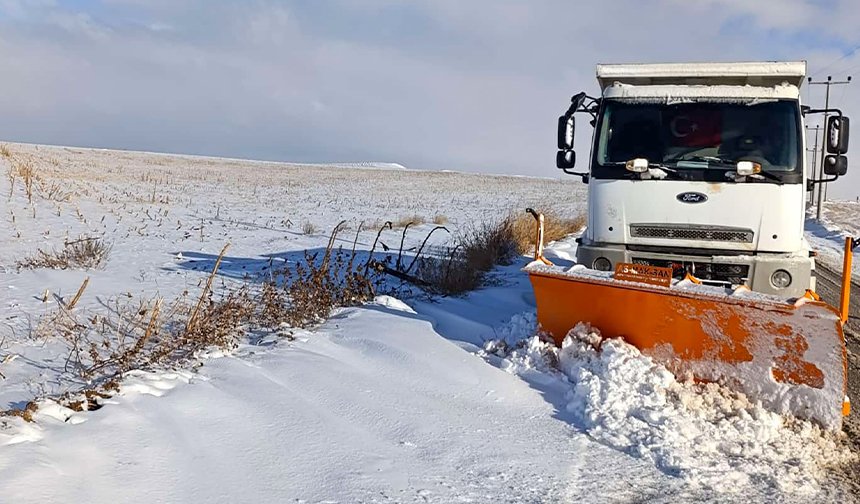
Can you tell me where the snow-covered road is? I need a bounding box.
[0,300,676,504]
[2,270,854,503]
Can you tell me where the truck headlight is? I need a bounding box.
[593,257,612,271]
[625,158,649,173]
[771,270,792,289]
[736,161,762,176]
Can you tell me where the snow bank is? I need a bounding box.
[325,162,408,171]
[371,295,417,314]
[482,316,855,495]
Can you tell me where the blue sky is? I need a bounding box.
[1,0,859,197]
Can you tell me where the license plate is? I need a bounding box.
[614,262,672,287]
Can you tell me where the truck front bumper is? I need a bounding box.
[575,242,814,298]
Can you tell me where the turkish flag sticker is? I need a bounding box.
[666,109,722,147]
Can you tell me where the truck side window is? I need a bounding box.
[608,114,662,162]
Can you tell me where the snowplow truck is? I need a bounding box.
[529,61,853,429]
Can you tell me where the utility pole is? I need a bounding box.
[808,75,851,220]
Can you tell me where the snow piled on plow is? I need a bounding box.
[481,314,855,495]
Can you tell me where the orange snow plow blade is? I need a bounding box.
[523,212,851,429]
[527,265,848,429]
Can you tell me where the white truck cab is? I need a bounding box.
[557,61,851,297]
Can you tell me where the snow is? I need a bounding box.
[602,83,800,103]
[526,260,803,304]
[370,294,417,314]
[0,140,585,411]
[806,201,860,278]
[0,305,680,503]
[648,167,669,180]
[596,61,807,89]
[483,321,854,495]
[0,142,857,502]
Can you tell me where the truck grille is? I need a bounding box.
[630,224,754,243]
[632,257,750,285]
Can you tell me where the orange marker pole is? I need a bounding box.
[840,237,854,324]
[533,213,544,261]
[530,211,553,266]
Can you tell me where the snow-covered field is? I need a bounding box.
[0,143,857,503]
[806,200,860,276]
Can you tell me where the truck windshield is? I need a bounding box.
[593,100,801,181]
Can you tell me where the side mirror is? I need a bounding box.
[826,116,850,154]
[823,155,848,176]
[556,149,576,169]
[558,115,575,150]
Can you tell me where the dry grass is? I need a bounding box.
[408,218,516,295]
[262,222,376,328]
[413,250,483,295]
[29,245,254,384]
[39,181,71,202]
[12,228,379,415]
[4,402,37,422]
[393,215,426,228]
[12,159,36,203]
[302,221,317,235]
[509,211,586,255]
[433,214,449,225]
[461,219,519,271]
[17,237,112,270]
[387,211,584,297]
[282,248,375,327]
[44,288,255,383]
[0,144,11,159]
[2,206,586,420]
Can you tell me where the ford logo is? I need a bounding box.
[677,192,708,204]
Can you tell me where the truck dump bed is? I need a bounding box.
[596,61,806,89]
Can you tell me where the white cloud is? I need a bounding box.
[0,0,858,197]
[241,3,295,47]
[46,11,111,40]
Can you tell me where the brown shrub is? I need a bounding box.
[302,221,317,235]
[461,219,518,272]
[413,250,483,296]
[408,217,516,296]
[284,221,374,327]
[25,244,253,383]
[3,402,37,423]
[17,237,112,270]
[156,288,256,361]
[284,247,375,327]
[256,223,378,329]
[390,211,584,297]
[433,214,449,225]
[45,284,256,383]
[258,279,289,328]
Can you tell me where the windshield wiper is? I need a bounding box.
[670,156,783,184]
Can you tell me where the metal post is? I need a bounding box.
[810,125,820,208]
[809,75,851,220]
[816,77,831,221]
